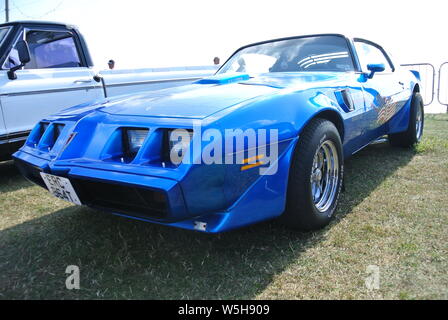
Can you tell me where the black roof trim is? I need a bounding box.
[0,20,76,29]
[235,33,348,51]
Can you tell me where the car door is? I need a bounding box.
[336,74,371,156]
[0,26,103,138]
[353,39,406,143]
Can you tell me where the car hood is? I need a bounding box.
[57,72,344,120]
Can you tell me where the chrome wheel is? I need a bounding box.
[416,103,423,141]
[310,140,340,213]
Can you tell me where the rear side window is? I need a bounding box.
[354,41,393,73]
[3,30,82,70]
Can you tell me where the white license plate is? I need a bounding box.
[40,173,82,205]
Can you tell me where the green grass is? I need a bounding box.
[1,114,447,299]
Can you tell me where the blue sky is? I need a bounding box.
[1,0,447,70]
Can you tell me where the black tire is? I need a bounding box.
[388,92,424,147]
[281,118,344,231]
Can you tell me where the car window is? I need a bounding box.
[3,31,22,70]
[3,30,82,70]
[354,41,393,73]
[26,30,81,69]
[218,35,355,74]
[4,47,20,69]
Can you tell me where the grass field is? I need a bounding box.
[0,114,447,299]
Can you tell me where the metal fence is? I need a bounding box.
[438,62,448,112]
[401,63,435,106]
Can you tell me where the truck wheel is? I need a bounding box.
[281,118,344,231]
[389,92,424,147]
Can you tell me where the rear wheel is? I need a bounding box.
[281,118,344,231]
[389,92,424,147]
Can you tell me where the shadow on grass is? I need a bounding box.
[0,160,32,193]
[0,142,416,299]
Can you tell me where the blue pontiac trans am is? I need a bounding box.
[13,34,424,233]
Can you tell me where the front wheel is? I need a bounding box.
[281,118,344,231]
[389,92,424,147]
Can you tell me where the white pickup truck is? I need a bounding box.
[0,21,216,160]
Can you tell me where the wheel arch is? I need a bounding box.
[303,109,345,142]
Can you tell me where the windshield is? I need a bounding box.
[0,27,11,46]
[218,35,355,75]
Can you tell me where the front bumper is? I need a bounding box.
[13,135,296,233]
[14,150,187,222]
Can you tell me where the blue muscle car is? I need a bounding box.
[13,34,424,233]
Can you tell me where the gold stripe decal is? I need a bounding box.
[242,154,264,164]
[241,161,265,171]
[241,154,265,171]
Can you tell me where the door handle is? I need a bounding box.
[398,81,405,86]
[73,79,92,84]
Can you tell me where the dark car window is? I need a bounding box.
[354,41,393,73]
[218,35,355,74]
[4,30,82,70]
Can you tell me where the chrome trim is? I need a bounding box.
[311,139,340,213]
[416,103,423,140]
[351,135,386,155]
[0,85,99,97]
[7,136,28,143]
[104,77,201,88]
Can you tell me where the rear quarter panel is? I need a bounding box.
[387,68,420,134]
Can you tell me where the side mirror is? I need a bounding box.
[7,40,31,80]
[17,40,31,64]
[366,63,385,79]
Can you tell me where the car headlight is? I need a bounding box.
[167,129,193,165]
[124,128,149,157]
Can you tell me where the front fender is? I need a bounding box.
[179,88,344,215]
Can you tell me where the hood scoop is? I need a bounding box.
[196,73,250,85]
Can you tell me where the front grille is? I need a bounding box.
[71,179,168,219]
